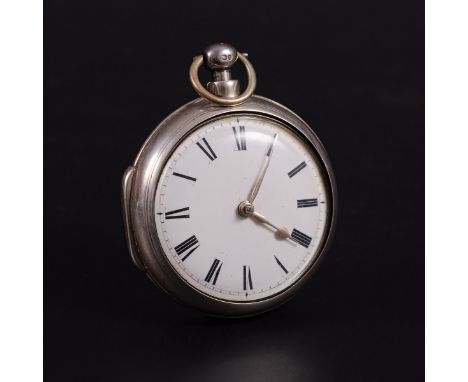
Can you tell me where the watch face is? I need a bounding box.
[154,114,331,302]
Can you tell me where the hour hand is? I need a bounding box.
[238,201,291,240]
[251,211,291,240]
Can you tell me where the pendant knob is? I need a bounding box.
[203,43,240,98]
[203,43,238,71]
[189,43,257,106]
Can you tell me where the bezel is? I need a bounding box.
[122,95,338,317]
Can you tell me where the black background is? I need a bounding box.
[46,0,424,381]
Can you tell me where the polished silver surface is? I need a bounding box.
[204,43,240,98]
[207,79,240,98]
[121,166,145,271]
[122,95,338,317]
[189,48,256,105]
[203,43,238,70]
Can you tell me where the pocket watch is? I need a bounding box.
[122,43,337,317]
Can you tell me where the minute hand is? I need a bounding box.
[248,133,278,203]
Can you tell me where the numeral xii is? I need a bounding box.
[232,126,247,151]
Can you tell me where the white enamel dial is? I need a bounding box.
[154,114,330,301]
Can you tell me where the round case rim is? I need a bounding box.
[122,95,338,317]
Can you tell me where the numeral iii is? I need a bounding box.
[297,198,318,208]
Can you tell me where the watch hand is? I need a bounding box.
[247,133,278,203]
[251,211,291,240]
[238,201,291,240]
